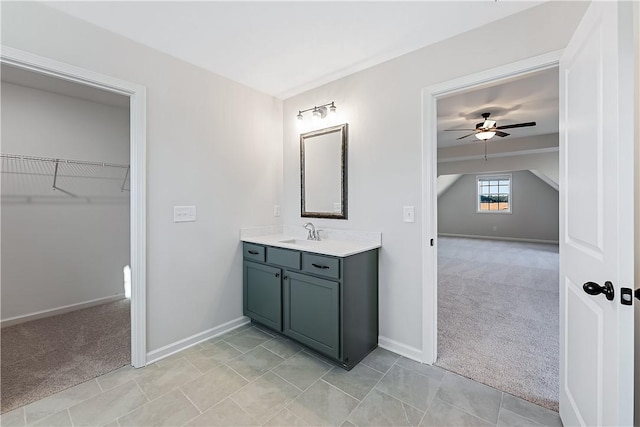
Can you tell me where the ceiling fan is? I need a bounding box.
[445,112,536,141]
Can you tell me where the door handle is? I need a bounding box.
[583,281,614,301]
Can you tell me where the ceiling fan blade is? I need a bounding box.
[444,129,476,131]
[496,121,536,130]
[495,131,510,137]
[456,133,476,140]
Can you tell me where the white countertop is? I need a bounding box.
[240,226,382,257]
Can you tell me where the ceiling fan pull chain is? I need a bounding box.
[484,141,488,161]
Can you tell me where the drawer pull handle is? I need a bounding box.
[248,250,259,255]
[312,263,330,269]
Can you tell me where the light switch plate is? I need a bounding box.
[403,206,415,223]
[174,206,197,222]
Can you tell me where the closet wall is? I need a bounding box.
[1,81,130,322]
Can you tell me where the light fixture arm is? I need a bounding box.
[297,101,337,121]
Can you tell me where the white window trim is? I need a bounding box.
[476,173,512,214]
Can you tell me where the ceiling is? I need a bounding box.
[45,1,543,99]
[437,67,559,149]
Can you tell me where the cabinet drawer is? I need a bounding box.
[302,253,340,279]
[267,247,301,270]
[243,243,265,262]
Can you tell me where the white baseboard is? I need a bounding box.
[438,233,558,245]
[146,316,251,365]
[1,294,127,328]
[378,336,422,362]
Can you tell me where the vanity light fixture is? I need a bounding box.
[297,102,337,123]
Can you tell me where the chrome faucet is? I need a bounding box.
[303,222,321,241]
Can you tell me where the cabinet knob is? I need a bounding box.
[283,275,288,280]
[275,273,280,278]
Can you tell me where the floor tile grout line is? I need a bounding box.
[318,378,363,404]
[499,407,546,426]
[433,395,500,426]
[258,341,302,360]
[386,357,436,415]
[298,349,335,369]
[440,369,544,425]
[226,394,263,425]
[283,374,329,425]
[340,354,404,425]
[224,362,257,385]
[177,387,203,415]
[432,396,499,426]
[66,408,75,427]
[225,367,301,424]
[270,369,305,393]
[95,378,104,393]
[108,379,154,423]
[130,364,202,405]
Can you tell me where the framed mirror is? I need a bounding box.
[300,123,348,219]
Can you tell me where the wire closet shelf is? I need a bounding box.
[1,153,130,200]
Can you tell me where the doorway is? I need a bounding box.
[421,51,562,406]
[0,47,147,410]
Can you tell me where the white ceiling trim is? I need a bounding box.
[438,146,559,163]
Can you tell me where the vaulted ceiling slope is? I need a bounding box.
[45,1,543,99]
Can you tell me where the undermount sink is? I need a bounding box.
[279,238,321,246]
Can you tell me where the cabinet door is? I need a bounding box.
[243,261,282,331]
[284,271,339,359]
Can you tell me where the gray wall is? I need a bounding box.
[1,82,130,320]
[2,1,586,357]
[282,1,586,351]
[2,2,283,352]
[438,171,559,242]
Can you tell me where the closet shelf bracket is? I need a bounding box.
[52,160,78,198]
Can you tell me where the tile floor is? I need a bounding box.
[0,324,562,426]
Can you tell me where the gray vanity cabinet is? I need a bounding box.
[242,242,378,370]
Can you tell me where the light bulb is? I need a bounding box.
[297,112,303,121]
[475,131,496,141]
[329,104,336,116]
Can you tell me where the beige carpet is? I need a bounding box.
[436,236,559,412]
[1,299,130,413]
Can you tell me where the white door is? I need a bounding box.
[559,1,635,426]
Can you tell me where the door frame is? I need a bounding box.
[420,50,563,364]
[1,46,148,367]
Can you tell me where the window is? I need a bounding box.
[477,174,511,213]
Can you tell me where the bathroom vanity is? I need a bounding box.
[240,228,380,370]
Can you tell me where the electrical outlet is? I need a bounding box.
[174,206,197,222]
[274,205,281,217]
[492,225,498,231]
[403,206,415,223]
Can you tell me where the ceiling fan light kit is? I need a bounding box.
[444,112,537,142]
[475,130,496,141]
